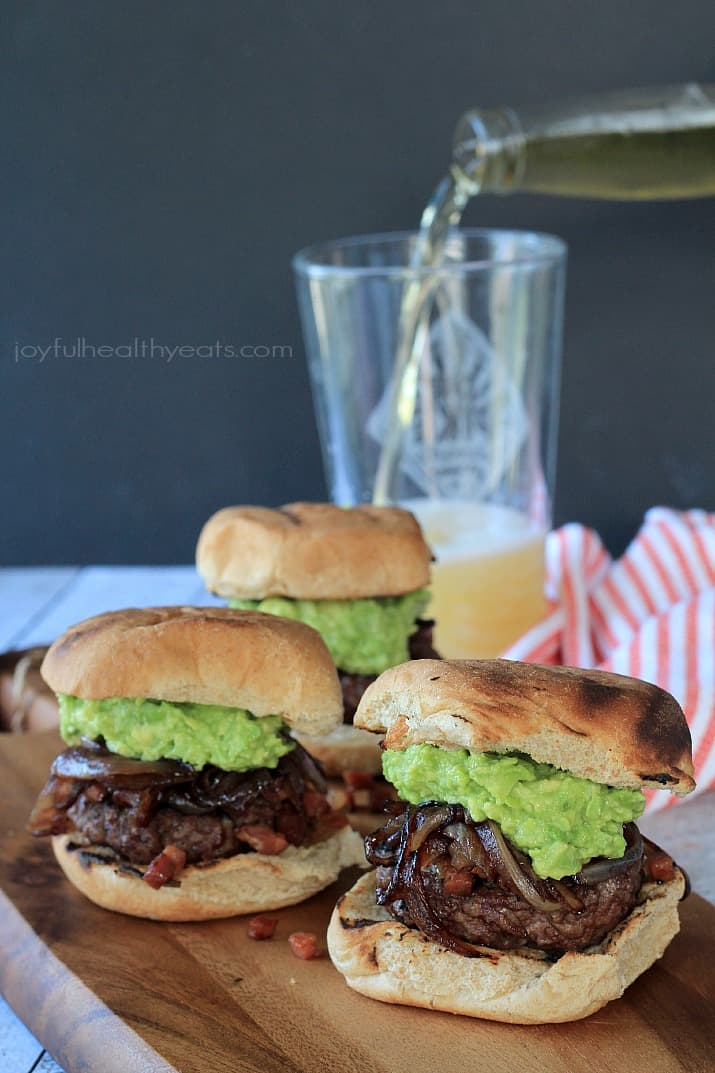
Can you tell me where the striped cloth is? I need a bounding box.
[503,508,715,813]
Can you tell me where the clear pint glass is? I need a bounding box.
[293,230,566,658]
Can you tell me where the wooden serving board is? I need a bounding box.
[1,732,714,1073]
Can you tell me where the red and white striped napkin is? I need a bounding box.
[503,508,715,812]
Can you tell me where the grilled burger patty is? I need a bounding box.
[30,740,333,867]
[340,620,439,722]
[366,804,646,956]
[375,858,643,954]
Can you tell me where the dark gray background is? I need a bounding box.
[3,1,714,565]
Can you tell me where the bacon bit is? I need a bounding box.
[143,844,186,889]
[288,932,322,960]
[319,811,349,830]
[443,869,475,897]
[82,782,107,803]
[326,784,350,811]
[237,825,289,855]
[338,772,398,814]
[351,789,373,810]
[645,851,676,883]
[53,777,83,808]
[247,915,278,941]
[276,812,305,845]
[303,790,331,817]
[343,771,375,792]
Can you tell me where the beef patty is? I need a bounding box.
[30,740,332,867]
[366,803,645,956]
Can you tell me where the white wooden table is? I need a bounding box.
[0,567,219,1073]
[1,567,714,1073]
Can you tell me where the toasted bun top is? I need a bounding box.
[354,659,695,795]
[195,502,432,599]
[41,606,343,736]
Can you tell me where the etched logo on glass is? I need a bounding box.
[367,310,528,498]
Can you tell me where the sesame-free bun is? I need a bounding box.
[327,868,686,1024]
[294,724,383,778]
[41,607,342,737]
[196,502,432,600]
[53,827,366,921]
[355,659,695,795]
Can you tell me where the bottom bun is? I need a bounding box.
[294,724,383,777]
[327,869,685,1024]
[53,826,365,922]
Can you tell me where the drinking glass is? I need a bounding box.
[293,230,566,658]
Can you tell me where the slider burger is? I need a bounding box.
[196,503,437,781]
[29,607,364,920]
[328,659,694,1023]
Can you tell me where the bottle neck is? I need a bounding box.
[451,107,527,195]
[451,84,715,200]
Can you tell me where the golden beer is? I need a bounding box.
[407,500,548,659]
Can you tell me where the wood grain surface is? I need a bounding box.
[1,731,714,1073]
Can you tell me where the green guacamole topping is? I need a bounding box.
[229,589,430,675]
[382,744,645,880]
[58,695,293,772]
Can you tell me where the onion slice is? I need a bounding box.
[549,879,584,911]
[479,821,565,913]
[364,813,405,864]
[51,746,194,784]
[398,838,492,957]
[291,742,327,794]
[27,781,65,836]
[370,802,638,927]
[407,804,455,853]
[442,822,490,878]
[578,824,643,885]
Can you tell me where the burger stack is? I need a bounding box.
[27,502,696,1024]
[196,502,439,824]
[329,658,694,1022]
[30,606,365,919]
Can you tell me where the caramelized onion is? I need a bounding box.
[371,805,556,956]
[549,879,584,911]
[443,822,490,877]
[479,821,565,913]
[578,824,643,885]
[407,804,455,853]
[368,803,644,934]
[51,747,194,785]
[28,781,65,835]
[397,836,490,957]
[364,813,405,864]
[29,740,330,869]
[291,742,327,794]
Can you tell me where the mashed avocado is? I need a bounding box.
[229,589,430,675]
[59,695,293,772]
[382,744,645,880]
